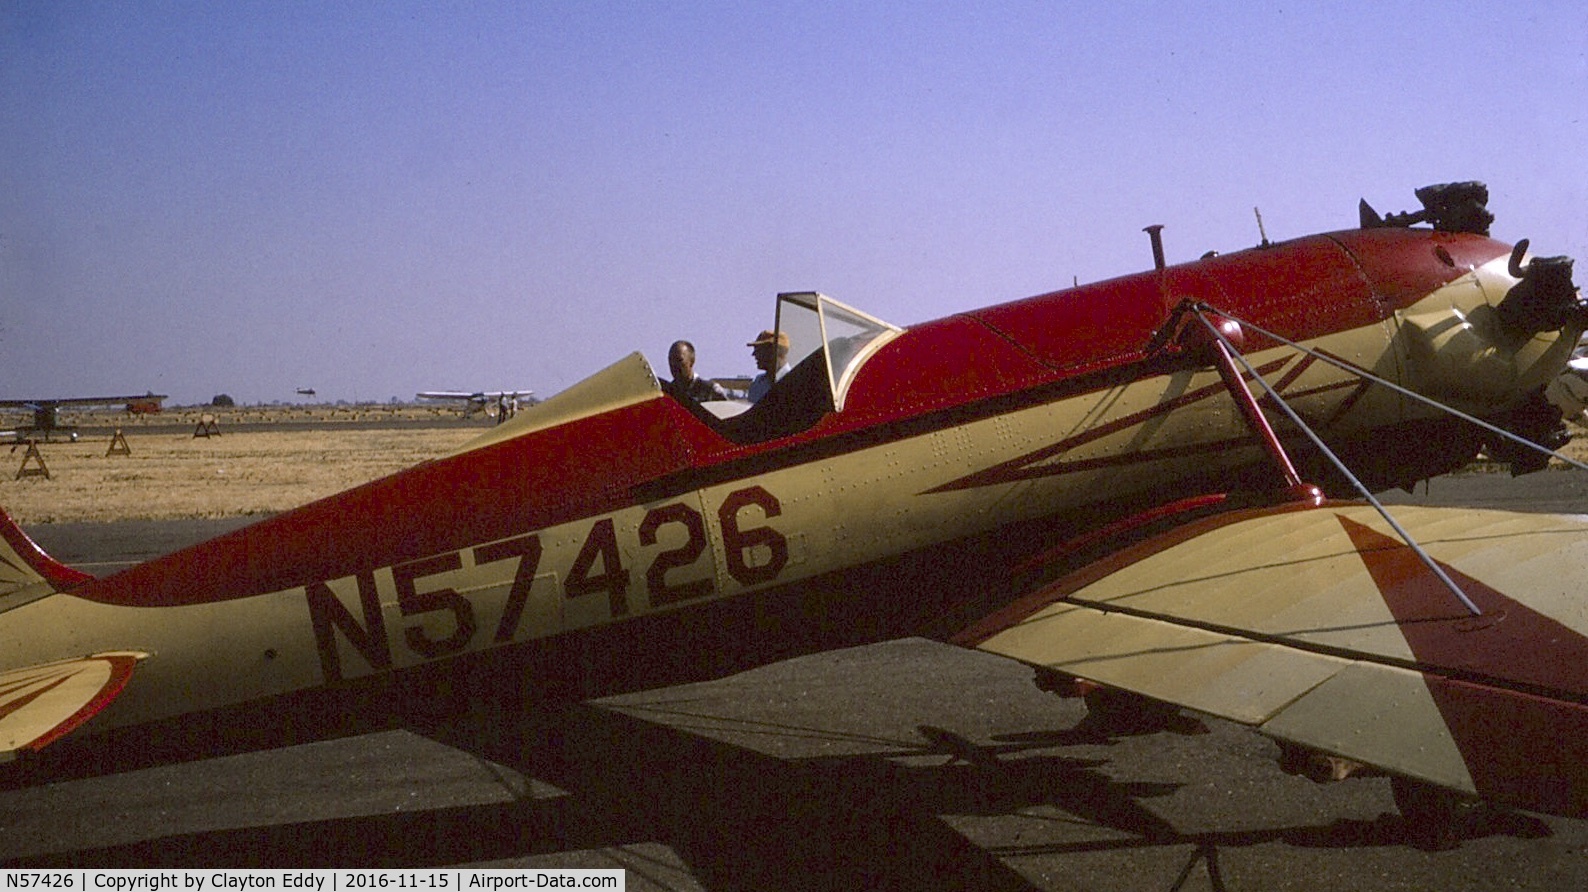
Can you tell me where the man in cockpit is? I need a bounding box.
[664,340,734,404]
[747,330,792,403]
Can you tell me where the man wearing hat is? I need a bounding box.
[746,329,792,403]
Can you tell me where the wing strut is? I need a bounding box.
[1184,312,1322,504]
[1186,305,1484,617]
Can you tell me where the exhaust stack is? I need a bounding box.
[1144,224,1166,271]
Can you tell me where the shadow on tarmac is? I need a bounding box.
[2,688,1559,891]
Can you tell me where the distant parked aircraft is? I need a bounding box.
[417,390,535,423]
[0,393,167,442]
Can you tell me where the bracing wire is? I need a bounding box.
[1215,308,1588,474]
[1190,307,1484,617]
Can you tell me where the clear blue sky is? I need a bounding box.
[4,1,1585,406]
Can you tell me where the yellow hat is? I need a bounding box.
[747,330,790,348]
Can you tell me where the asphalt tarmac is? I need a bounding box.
[6,471,1588,890]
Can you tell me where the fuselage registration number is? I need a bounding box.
[306,485,787,681]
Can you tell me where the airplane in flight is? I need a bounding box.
[0,392,167,442]
[416,389,537,423]
[2,183,1586,842]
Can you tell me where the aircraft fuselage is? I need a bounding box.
[3,226,1580,775]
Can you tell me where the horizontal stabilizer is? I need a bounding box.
[963,503,1588,817]
[0,507,92,613]
[1,652,146,758]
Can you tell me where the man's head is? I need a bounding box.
[667,340,696,382]
[747,330,790,374]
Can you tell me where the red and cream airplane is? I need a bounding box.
[3,183,1586,833]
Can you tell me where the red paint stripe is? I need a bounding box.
[70,400,695,608]
[0,675,71,723]
[1421,675,1588,816]
[1338,515,1588,693]
[26,654,140,751]
[0,654,139,752]
[0,671,61,699]
[1340,515,1588,815]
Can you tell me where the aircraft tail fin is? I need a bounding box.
[0,507,91,612]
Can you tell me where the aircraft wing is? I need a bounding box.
[416,390,533,400]
[416,391,482,401]
[956,502,1588,818]
[0,394,166,408]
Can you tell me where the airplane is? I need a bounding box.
[2,182,1587,843]
[296,388,317,397]
[0,392,167,442]
[416,389,537,423]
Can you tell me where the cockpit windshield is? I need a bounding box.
[772,292,902,412]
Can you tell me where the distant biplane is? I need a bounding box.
[0,392,166,442]
[417,389,536,423]
[3,183,1587,841]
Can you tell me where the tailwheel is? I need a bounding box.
[1277,744,1374,783]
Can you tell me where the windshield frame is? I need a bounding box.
[772,291,903,413]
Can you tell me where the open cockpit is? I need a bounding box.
[457,292,903,454]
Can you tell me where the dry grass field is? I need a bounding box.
[2,426,482,524]
[2,402,484,432]
[4,407,1585,525]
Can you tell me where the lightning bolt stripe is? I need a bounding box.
[1339,516,1588,695]
[927,357,1293,494]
